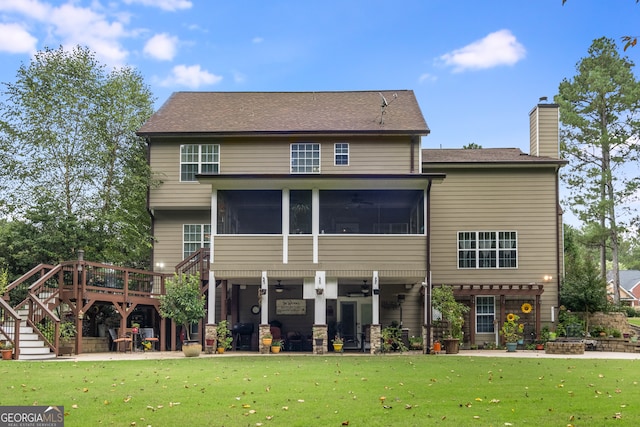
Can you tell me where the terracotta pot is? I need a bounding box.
[433,341,442,353]
[1,349,12,360]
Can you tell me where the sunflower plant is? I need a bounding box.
[500,313,524,343]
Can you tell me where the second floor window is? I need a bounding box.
[183,224,211,258]
[334,143,349,166]
[180,144,219,181]
[291,143,320,173]
[458,231,517,269]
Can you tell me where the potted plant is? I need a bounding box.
[270,339,283,353]
[332,336,344,353]
[131,322,140,334]
[262,332,273,347]
[159,272,206,357]
[215,320,233,353]
[58,321,77,355]
[1,342,13,360]
[432,285,469,354]
[500,313,524,352]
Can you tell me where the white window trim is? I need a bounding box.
[334,142,349,166]
[180,144,220,182]
[475,296,495,334]
[183,224,211,258]
[457,230,518,269]
[290,143,321,174]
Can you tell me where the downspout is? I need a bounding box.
[556,166,562,310]
[425,179,432,354]
[410,136,416,173]
[145,136,155,270]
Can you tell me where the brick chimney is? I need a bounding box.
[529,99,559,158]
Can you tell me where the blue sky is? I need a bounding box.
[1,0,640,153]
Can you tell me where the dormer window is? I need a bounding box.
[291,143,320,173]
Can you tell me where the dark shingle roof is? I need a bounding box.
[138,90,429,136]
[423,148,565,165]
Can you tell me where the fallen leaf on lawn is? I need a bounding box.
[157,405,163,409]
[249,409,256,414]
[504,423,513,426]
[256,423,263,426]
[297,399,304,403]
[242,404,251,408]
[281,406,288,411]
[130,423,136,426]
[405,404,412,409]
[379,396,386,402]
[490,399,500,404]
[475,398,483,402]
[103,400,109,405]
[341,422,349,426]
[71,405,78,409]
[83,388,89,392]
[598,374,604,378]
[123,396,131,403]
[612,413,622,419]
[265,416,273,420]
[615,388,622,393]
[473,415,480,419]
[382,405,392,409]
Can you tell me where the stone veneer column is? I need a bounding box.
[312,324,327,354]
[369,324,381,354]
[205,324,217,354]
[259,324,271,354]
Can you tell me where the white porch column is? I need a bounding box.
[312,188,319,264]
[372,271,380,324]
[260,271,269,325]
[314,271,326,325]
[282,188,289,264]
[207,272,216,323]
[208,191,217,324]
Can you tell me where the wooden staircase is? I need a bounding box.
[2,310,56,360]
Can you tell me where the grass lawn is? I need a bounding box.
[628,317,640,327]
[1,355,638,426]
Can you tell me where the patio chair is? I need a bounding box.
[109,328,132,352]
[140,327,159,351]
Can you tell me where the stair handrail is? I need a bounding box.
[175,248,210,282]
[16,264,67,358]
[0,297,22,359]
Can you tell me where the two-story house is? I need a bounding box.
[137,91,565,353]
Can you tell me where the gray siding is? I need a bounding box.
[429,167,559,322]
[149,136,421,209]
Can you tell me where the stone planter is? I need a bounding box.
[182,341,201,357]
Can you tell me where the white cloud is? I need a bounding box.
[252,37,263,44]
[0,23,37,54]
[161,64,223,88]
[0,0,50,21]
[418,73,437,84]
[144,33,178,61]
[50,3,129,65]
[439,29,526,72]
[123,0,192,11]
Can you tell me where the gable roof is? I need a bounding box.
[607,270,640,292]
[422,148,566,165]
[138,90,429,136]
